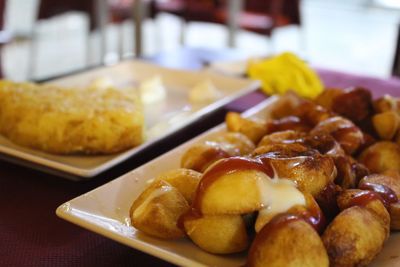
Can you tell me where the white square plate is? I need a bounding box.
[0,60,259,180]
[56,96,400,267]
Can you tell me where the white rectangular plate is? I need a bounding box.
[0,60,259,180]
[56,96,400,267]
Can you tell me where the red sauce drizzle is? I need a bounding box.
[358,181,398,208]
[192,145,232,172]
[191,157,274,212]
[347,190,382,208]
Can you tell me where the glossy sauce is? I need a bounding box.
[358,181,398,208]
[191,157,274,211]
[192,144,232,172]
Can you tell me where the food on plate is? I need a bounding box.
[358,141,400,173]
[130,88,400,265]
[138,75,167,103]
[372,111,399,140]
[246,52,323,99]
[0,80,144,154]
[180,132,255,172]
[188,79,222,105]
[154,168,201,204]
[323,190,390,267]
[190,160,305,216]
[359,174,400,230]
[130,180,189,239]
[247,214,329,267]
[181,214,249,254]
[252,143,336,197]
[310,116,364,155]
[225,112,267,144]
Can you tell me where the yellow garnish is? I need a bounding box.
[247,52,323,99]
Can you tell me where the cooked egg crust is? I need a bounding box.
[0,80,144,154]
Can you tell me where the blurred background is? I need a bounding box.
[1,0,399,81]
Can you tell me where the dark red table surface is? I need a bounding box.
[1,48,400,267]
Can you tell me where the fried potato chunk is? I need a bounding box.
[248,215,329,267]
[180,132,254,172]
[322,205,389,267]
[372,111,399,140]
[358,141,400,173]
[254,143,336,197]
[226,112,267,144]
[311,116,364,155]
[191,157,306,217]
[155,168,201,204]
[182,214,249,254]
[130,180,189,239]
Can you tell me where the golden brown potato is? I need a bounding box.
[359,174,400,230]
[322,205,389,267]
[181,132,255,173]
[373,94,399,113]
[182,213,249,254]
[180,143,231,172]
[225,112,267,144]
[254,144,336,197]
[130,180,189,239]
[358,141,400,173]
[155,168,201,204]
[257,130,305,148]
[268,90,305,119]
[191,157,306,217]
[372,111,399,140]
[315,88,344,110]
[311,116,364,155]
[247,214,329,267]
[208,132,255,155]
[266,116,311,134]
[294,101,332,127]
[336,189,390,234]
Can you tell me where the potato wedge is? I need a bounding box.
[155,168,201,204]
[192,157,306,216]
[358,141,400,173]
[322,205,388,267]
[248,214,329,267]
[180,142,231,172]
[372,111,399,140]
[311,116,364,155]
[130,180,189,239]
[225,112,267,144]
[182,213,249,254]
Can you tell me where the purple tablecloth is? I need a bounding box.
[1,51,400,266]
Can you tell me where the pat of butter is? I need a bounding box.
[139,76,166,103]
[255,176,306,232]
[189,80,222,105]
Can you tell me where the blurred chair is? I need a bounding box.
[149,0,221,44]
[215,0,302,48]
[28,0,101,78]
[149,0,301,48]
